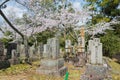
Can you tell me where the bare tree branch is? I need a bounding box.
[0,27,5,34]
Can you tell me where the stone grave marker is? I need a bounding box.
[0,41,10,69]
[29,45,34,59]
[29,45,39,61]
[9,49,19,65]
[77,37,85,53]
[7,42,17,59]
[51,38,59,59]
[38,43,44,59]
[88,38,103,64]
[19,44,26,59]
[16,40,21,57]
[65,40,72,53]
[74,27,86,67]
[77,27,85,53]
[80,65,110,80]
[37,37,67,76]
[43,44,49,58]
[81,38,111,80]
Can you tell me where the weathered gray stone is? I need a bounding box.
[88,38,103,64]
[40,58,64,70]
[44,38,60,59]
[74,37,86,67]
[9,49,19,65]
[16,41,21,57]
[19,44,26,58]
[74,28,86,67]
[38,43,44,58]
[65,40,71,53]
[29,45,40,61]
[29,46,35,58]
[51,38,60,59]
[43,44,49,58]
[97,43,102,64]
[3,49,7,56]
[80,65,110,80]
[37,37,67,76]
[11,49,16,59]
[77,27,85,53]
[37,66,67,76]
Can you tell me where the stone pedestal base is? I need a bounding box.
[9,58,20,65]
[74,52,86,67]
[36,66,67,76]
[36,58,67,76]
[80,65,110,80]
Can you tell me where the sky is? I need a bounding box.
[0,0,86,38]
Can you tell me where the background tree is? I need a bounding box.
[86,0,120,23]
[85,0,120,57]
[0,0,37,62]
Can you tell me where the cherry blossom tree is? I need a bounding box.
[0,0,40,62]
[17,0,91,43]
[0,0,91,61]
[86,16,120,38]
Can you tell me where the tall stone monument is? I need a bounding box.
[77,27,85,53]
[37,38,67,76]
[88,38,103,64]
[75,27,86,67]
[81,39,108,80]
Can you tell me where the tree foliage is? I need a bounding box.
[100,30,120,57]
[85,0,120,57]
[86,0,120,24]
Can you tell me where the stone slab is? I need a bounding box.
[88,38,103,64]
[40,58,64,70]
[8,58,20,65]
[36,66,67,76]
[80,65,109,80]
